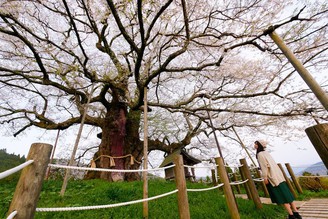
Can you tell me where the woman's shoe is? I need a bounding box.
[293,211,302,219]
[288,214,296,219]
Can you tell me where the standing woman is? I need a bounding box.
[254,140,302,219]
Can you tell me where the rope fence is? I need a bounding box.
[253,178,264,182]
[186,183,224,192]
[48,163,175,173]
[230,179,249,186]
[0,160,34,180]
[6,211,17,219]
[5,143,326,219]
[36,189,178,212]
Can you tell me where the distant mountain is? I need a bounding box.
[297,161,327,176]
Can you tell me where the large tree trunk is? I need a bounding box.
[85,106,144,181]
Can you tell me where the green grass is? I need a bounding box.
[2,178,325,219]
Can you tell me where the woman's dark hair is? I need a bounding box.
[255,140,265,159]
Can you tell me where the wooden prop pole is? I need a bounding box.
[143,86,149,219]
[232,126,256,166]
[269,30,328,111]
[305,124,328,170]
[60,85,94,196]
[45,129,60,180]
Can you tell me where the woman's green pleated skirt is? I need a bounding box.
[266,181,295,204]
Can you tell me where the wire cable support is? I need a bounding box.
[0,160,34,180]
[187,183,224,192]
[48,164,175,173]
[230,179,248,185]
[36,189,178,212]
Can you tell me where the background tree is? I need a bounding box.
[0,0,327,181]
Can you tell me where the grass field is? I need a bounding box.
[0,178,293,219]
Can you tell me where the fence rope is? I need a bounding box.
[6,211,17,219]
[0,160,34,180]
[230,179,249,185]
[36,189,178,212]
[183,164,217,169]
[48,163,175,173]
[187,183,224,192]
[225,164,243,168]
[253,178,264,182]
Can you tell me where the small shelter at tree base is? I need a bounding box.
[159,148,201,181]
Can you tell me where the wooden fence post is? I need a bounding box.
[215,157,240,219]
[173,155,190,219]
[232,172,241,194]
[239,158,262,209]
[238,165,252,200]
[211,169,217,186]
[255,168,270,197]
[7,143,53,219]
[277,163,298,198]
[285,163,303,194]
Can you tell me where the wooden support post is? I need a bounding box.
[232,172,241,194]
[173,155,190,219]
[215,157,240,219]
[143,86,149,219]
[7,143,53,219]
[239,159,262,209]
[255,168,270,197]
[239,166,251,200]
[269,30,328,111]
[305,124,328,169]
[277,163,298,198]
[285,163,303,194]
[211,169,217,186]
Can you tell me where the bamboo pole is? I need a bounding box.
[143,86,149,219]
[285,163,303,194]
[60,85,94,196]
[239,158,262,209]
[7,143,52,219]
[277,163,298,198]
[269,30,328,111]
[173,155,190,219]
[215,157,240,219]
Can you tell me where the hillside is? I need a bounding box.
[297,161,327,176]
[0,149,26,181]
